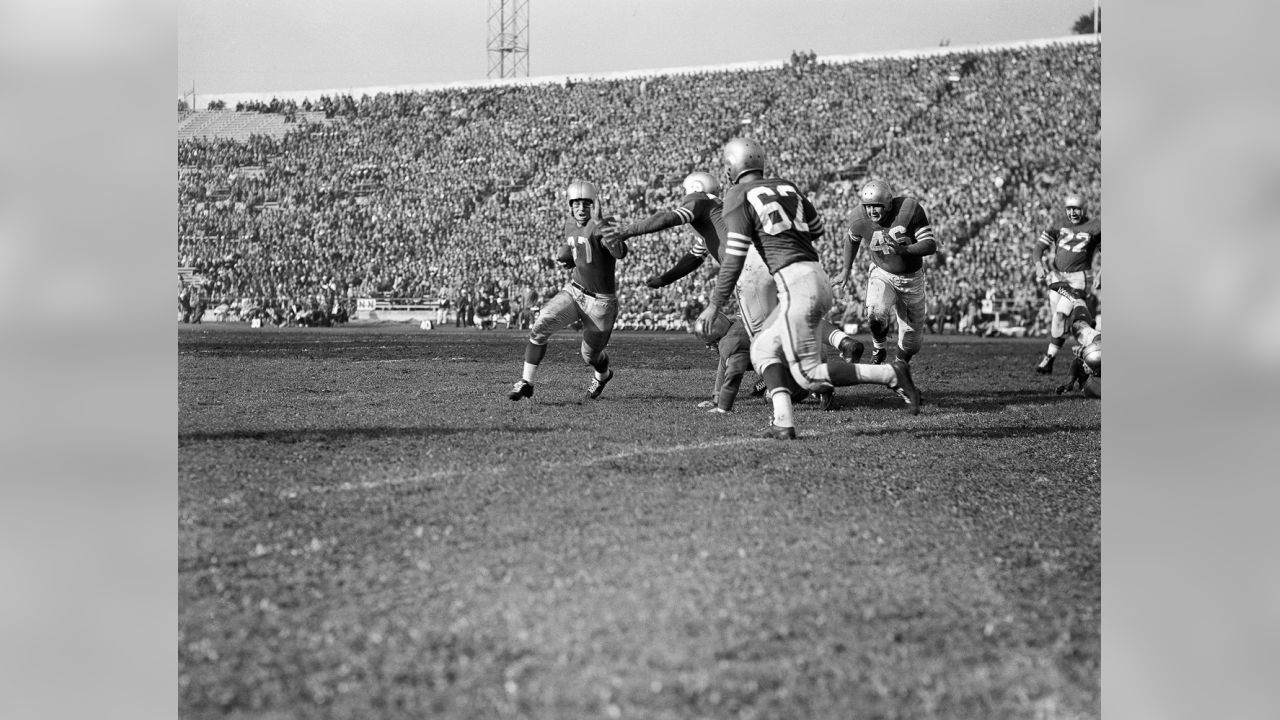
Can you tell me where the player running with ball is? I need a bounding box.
[507,180,627,402]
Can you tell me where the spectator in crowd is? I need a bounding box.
[177,41,1099,342]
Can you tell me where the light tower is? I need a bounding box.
[487,0,530,79]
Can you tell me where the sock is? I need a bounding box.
[1046,337,1066,357]
[853,364,895,385]
[592,353,610,380]
[827,328,849,348]
[824,359,860,385]
[769,388,794,427]
[872,338,887,351]
[522,362,538,383]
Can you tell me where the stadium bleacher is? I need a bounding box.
[177,36,1100,333]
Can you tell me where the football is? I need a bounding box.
[694,308,732,346]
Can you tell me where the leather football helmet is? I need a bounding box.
[722,138,765,185]
[567,180,599,207]
[682,171,721,196]
[1080,335,1101,374]
[859,179,894,207]
[1064,194,1085,210]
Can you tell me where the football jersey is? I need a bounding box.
[847,196,934,275]
[712,178,825,307]
[620,191,728,263]
[562,216,621,295]
[1038,213,1101,273]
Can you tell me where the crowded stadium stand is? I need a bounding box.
[178,36,1100,333]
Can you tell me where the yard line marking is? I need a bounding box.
[220,412,966,506]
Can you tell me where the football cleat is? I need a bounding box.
[696,399,716,409]
[890,359,921,415]
[507,380,534,401]
[585,368,614,399]
[765,422,797,440]
[1035,353,1055,375]
[838,338,865,363]
[869,347,887,365]
[707,407,731,415]
[816,389,836,411]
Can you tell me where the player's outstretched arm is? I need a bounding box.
[836,229,862,286]
[602,208,687,244]
[646,252,705,288]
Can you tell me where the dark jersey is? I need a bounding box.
[713,177,824,307]
[847,196,935,275]
[1038,213,1101,273]
[562,217,621,295]
[620,191,727,263]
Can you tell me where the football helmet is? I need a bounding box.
[1079,335,1101,374]
[1064,194,1086,221]
[567,180,599,207]
[859,179,894,207]
[682,171,721,196]
[722,137,766,185]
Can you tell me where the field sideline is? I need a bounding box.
[179,324,1100,719]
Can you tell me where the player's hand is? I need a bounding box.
[601,224,628,243]
[832,271,849,287]
[645,274,665,289]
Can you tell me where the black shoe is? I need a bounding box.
[508,380,534,401]
[766,422,797,440]
[816,389,836,411]
[585,369,614,399]
[1035,353,1055,375]
[839,338,864,363]
[890,359,920,415]
[870,347,887,365]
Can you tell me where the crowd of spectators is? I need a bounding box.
[178,39,1100,335]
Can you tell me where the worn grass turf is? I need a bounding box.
[178,324,1100,720]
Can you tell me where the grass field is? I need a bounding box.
[178,323,1100,719]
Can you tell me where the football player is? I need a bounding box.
[836,179,938,374]
[1033,193,1101,374]
[1054,296,1102,398]
[507,180,627,401]
[696,138,921,439]
[604,170,861,410]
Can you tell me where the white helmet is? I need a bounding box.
[682,171,721,196]
[722,137,765,184]
[567,180,599,206]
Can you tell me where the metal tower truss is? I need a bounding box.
[487,0,530,79]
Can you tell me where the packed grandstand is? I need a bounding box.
[177,35,1100,334]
